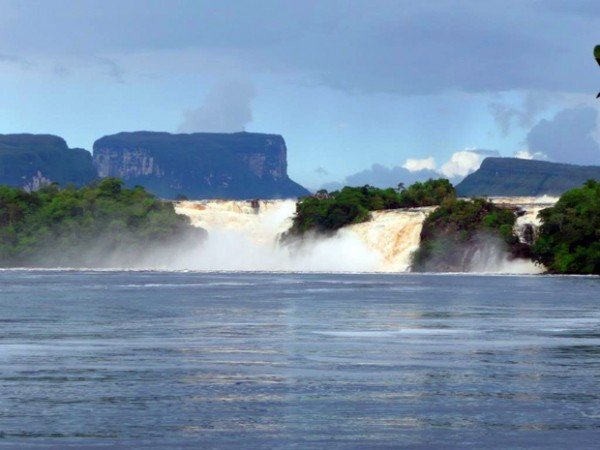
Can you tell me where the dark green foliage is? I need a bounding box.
[0,179,202,267]
[532,180,600,274]
[288,179,455,235]
[0,134,97,188]
[93,131,310,199]
[412,198,523,271]
[456,157,600,197]
[395,179,456,208]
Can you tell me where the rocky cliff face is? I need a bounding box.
[95,148,163,179]
[0,134,97,189]
[93,131,309,199]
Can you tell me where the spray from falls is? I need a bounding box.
[465,196,558,273]
[167,198,554,273]
[172,200,382,272]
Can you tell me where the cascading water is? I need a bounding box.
[173,200,382,272]
[489,196,558,245]
[175,200,296,246]
[172,197,557,273]
[345,208,435,271]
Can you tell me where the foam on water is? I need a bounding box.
[314,328,475,337]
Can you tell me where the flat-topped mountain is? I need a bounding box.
[93,131,310,199]
[0,134,97,190]
[456,157,600,197]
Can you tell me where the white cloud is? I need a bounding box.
[402,157,436,172]
[440,150,489,178]
[322,149,500,190]
[321,163,439,190]
[513,150,547,160]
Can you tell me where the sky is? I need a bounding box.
[0,0,599,190]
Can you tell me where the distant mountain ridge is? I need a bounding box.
[0,131,310,199]
[93,131,310,199]
[456,157,600,197]
[0,134,97,190]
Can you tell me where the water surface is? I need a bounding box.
[0,271,598,448]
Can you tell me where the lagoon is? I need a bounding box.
[0,271,598,448]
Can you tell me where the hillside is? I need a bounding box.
[93,131,310,199]
[0,134,97,190]
[456,157,600,197]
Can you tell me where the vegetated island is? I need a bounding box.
[411,197,528,272]
[0,178,204,267]
[284,179,456,237]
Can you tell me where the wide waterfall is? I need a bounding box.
[173,200,381,272]
[172,197,556,273]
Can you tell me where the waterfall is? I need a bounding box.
[345,208,435,271]
[175,200,296,246]
[173,197,557,273]
[489,196,558,245]
[173,200,382,272]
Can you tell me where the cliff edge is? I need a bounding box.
[456,157,600,197]
[93,131,310,199]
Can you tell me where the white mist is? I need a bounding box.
[166,199,550,274]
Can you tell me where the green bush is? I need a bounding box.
[532,180,600,274]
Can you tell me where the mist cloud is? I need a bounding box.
[96,57,125,83]
[178,80,255,133]
[0,53,31,69]
[526,107,600,165]
[489,92,554,137]
[513,150,547,160]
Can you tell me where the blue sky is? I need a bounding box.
[0,0,599,189]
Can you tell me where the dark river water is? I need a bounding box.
[0,271,598,449]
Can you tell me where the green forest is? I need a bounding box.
[0,178,202,267]
[532,180,600,274]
